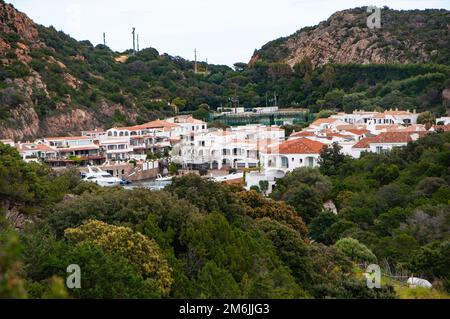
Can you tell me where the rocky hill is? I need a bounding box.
[0,0,237,140]
[0,1,138,139]
[1,2,449,139]
[251,7,450,68]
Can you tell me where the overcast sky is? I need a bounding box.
[6,0,450,66]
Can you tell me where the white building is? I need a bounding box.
[436,117,450,125]
[246,138,326,193]
[173,125,284,170]
[16,142,58,162]
[38,136,101,159]
[351,131,423,158]
[166,115,208,136]
[331,109,419,126]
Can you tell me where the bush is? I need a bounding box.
[334,237,377,264]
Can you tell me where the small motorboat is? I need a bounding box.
[155,174,173,182]
[212,172,244,183]
[82,166,122,187]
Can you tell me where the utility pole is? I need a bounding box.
[103,32,106,46]
[194,48,198,73]
[137,34,140,52]
[132,27,136,53]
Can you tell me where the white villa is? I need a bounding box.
[246,138,326,193]
[172,125,284,170]
[352,131,424,157]
[330,109,419,126]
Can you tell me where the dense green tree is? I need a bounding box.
[308,211,338,244]
[0,230,27,298]
[318,142,346,176]
[334,237,377,264]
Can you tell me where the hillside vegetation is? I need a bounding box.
[1,131,449,299]
[0,2,449,139]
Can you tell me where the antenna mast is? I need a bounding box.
[137,34,140,52]
[194,48,198,73]
[132,27,136,53]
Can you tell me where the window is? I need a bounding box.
[281,157,289,168]
[376,146,383,154]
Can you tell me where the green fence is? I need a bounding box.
[210,110,312,126]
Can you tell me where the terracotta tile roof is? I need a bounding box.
[277,138,326,154]
[371,132,414,144]
[352,137,377,149]
[384,124,426,132]
[336,124,368,131]
[375,124,402,130]
[344,129,370,135]
[312,118,337,126]
[326,133,353,138]
[19,143,57,152]
[353,132,415,149]
[115,120,179,131]
[290,130,315,137]
[171,116,205,124]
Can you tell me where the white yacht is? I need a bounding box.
[82,166,123,187]
[155,174,173,182]
[212,172,244,183]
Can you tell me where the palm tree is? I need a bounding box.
[417,111,436,130]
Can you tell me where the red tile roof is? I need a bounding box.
[353,132,416,149]
[277,138,326,154]
[352,137,377,149]
[115,120,179,131]
[312,118,337,126]
[20,143,57,152]
[290,130,315,137]
[344,129,370,135]
[371,132,414,144]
